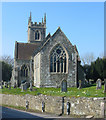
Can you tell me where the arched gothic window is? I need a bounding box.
[21,65,28,77]
[50,45,67,73]
[35,30,40,40]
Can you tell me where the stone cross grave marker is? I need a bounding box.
[61,80,67,92]
[96,78,102,89]
[21,82,27,92]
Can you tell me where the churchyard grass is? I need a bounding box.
[0,84,105,97]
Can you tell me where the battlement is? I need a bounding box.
[28,12,46,27]
[31,21,45,26]
[28,12,46,43]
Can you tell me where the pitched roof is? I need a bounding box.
[15,41,41,60]
[33,27,73,56]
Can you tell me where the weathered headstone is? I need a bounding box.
[104,79,106,93]
[96,78,102,89]
[21,82,27,92]
[78,80,82,89]
[4,82,8,88]
[13,82,16,88]
[61,80,67,92]
[8,82,11,90]
[29,81,33,91]
[1,81,4,85]
[4,82,6,87]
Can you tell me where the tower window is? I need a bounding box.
[35,30,40,40]
[50,45,67,73]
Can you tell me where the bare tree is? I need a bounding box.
[81,53,95,65]
[0,55,14,67]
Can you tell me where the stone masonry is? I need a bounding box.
[11,13,85,88]
[1,94,105,118]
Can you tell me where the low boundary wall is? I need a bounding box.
[0,94,105,118]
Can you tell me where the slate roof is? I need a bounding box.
[15,27,80,62]
[15,41,41,60]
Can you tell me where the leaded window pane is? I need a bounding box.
[57,60,60,72]
[50,45,67,73]
[64,57,66,73]
[50,56,53,72]
[35,32,37,40]
[61,57,63,72]
[54,56,56,72]
[21,65,28,77]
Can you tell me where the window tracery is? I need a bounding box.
[21,65,28,77]
[35,30,40,40]
[50,45,67,73]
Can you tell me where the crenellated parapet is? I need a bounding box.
[28,12,46,43]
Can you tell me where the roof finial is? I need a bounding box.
[28,12,32,24]
[29,11,32,21]
[44,13,46,24]
[42,17,43,24]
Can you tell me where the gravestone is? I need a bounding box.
[96,78,102,89]
[4,82,6,87]
[1,81,4,85]
[4,82,8,88]
[29,81,33,91]
[61,80,67,92]
[13,82,16,88]
[78,80,82,89]
[8,82,11,90]
[104,79,106,93]
[21,82,27,92]
[0,83,3,89]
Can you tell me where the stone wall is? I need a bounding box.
[39,30,78,88]
[1,94,105,118]
[11,59,31,87]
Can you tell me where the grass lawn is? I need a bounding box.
[0,84,105,97]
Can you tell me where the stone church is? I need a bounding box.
[11,13,85,88]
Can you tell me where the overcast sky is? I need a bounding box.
[2,2,104,60]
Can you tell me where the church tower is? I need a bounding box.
[28,12,46,43]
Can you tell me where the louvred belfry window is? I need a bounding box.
[35,30,40,40]
[50,45,67,73]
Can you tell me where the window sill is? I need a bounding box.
[50,72,68,74]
